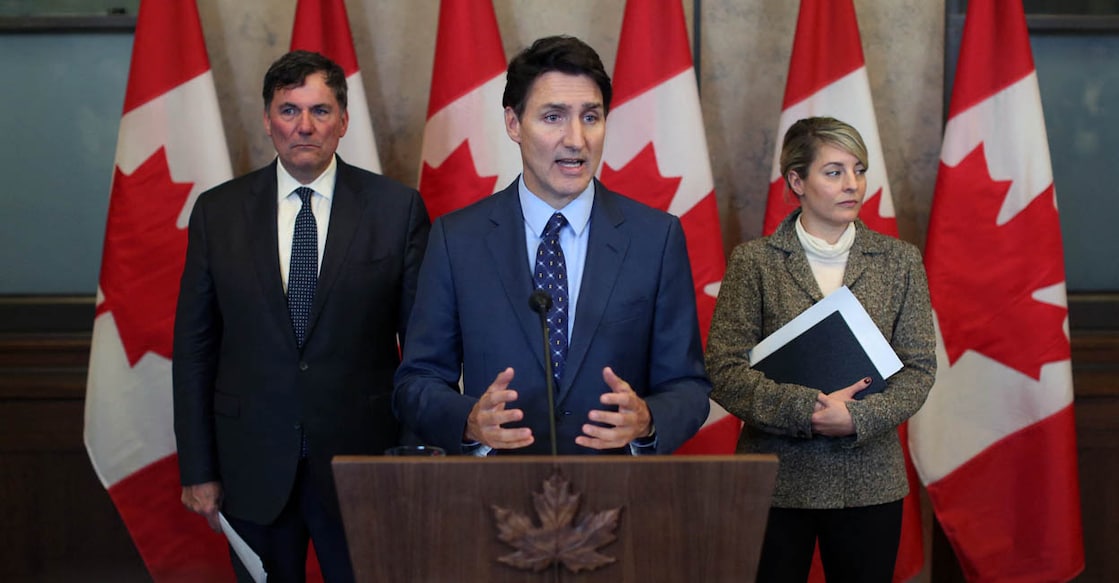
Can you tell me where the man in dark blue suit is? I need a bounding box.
[173,51,429,582]
[394,36,710,456]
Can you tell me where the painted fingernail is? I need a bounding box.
[863,377,872,384]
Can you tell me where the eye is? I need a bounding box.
[279,106,297,117]
[856,167,867,175]
[543,113,562,123]
[313,106,330,117]
[825,170,842,177]
[582,112,600,124]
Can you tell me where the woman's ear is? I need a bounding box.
[787,171,805,197]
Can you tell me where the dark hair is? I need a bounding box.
[262,50,348,111]
[780,116,869,193]
[502,35,612,118]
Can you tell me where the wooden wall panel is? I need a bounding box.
[0,331,149,583]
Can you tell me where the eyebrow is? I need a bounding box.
[538,101,603,111]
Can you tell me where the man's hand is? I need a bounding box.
[465,367,534,449]
[182,481,223,533]
[576,367,653,449]
[810,376,871,437]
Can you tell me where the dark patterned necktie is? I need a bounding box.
[288,187,318,348]
[534,212,569,385]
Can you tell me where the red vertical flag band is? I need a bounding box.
[84,0,235,581]
[911,0,1085,581]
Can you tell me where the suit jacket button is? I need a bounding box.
[299,361,309,371]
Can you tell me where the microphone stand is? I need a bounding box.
[529,290,559,457]
[530,290,564,583]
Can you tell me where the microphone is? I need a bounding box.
[529,289,559,457]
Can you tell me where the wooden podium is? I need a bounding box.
[333,455,778,582]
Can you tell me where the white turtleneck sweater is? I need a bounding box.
[795,217,856,296]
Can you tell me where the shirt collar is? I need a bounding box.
[517,175,594,237]
[276,155,338,202]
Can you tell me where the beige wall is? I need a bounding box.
[197,0,943,251]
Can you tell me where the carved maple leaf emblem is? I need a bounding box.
[492,473,621,573]
[420,140,498,220]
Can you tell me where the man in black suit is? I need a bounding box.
[173,50,429,583]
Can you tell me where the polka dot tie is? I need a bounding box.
[288,187,318,348]
[534,212,569,385]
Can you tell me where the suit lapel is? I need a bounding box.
[560,183,628,402]
[304,160,365,344]
[772,212,824,303]
[843,221,883,290]
[484,184,544,371]
[245,163,295,348]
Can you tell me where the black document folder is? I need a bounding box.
[751,310,886,398]
[748,287,902,399]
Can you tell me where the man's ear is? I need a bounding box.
[504,107,522,144]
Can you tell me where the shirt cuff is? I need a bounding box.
[628,422,657,455]
[461,441,493,457]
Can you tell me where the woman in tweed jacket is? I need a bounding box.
[706,117,935,582]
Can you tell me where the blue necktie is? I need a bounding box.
[288,187,318,348]
[534,213,569,385]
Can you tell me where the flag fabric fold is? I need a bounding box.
[291,0,382,173]
[417,0,520,220]
[762,2,919,580]
[910,0,1085,580]
[601,0,735,455]
[83,0,235,580]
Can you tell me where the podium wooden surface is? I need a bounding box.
[333,454,778,583]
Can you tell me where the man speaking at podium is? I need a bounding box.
[394,35,710,456]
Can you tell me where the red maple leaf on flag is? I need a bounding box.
[858,188,898,236]
[420,140,499,220]
[926,144,1069,379]
[96,147,194,367]
[600,143,680,213]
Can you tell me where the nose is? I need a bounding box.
[296,110,314,134]
[562,118,585,150]
[842,169,859,191]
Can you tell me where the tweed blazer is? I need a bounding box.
[706,210,935,508]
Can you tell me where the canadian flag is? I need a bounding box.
[763,2,920,581]
[83,1,235,581]
[418,0,521,220]
[909,0,1085,581]
[291,0,382,173]
[600,0,736,455]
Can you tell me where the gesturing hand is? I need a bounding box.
[465,367,534,450]
[576,367,653,450]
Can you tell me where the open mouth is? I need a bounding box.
[556,158,585,169]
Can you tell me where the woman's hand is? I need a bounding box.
[811,377,871,437]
